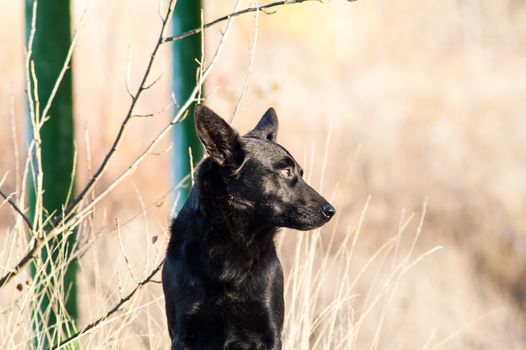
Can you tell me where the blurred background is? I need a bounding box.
[1,0,526,348]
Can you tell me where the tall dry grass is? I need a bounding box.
[2,0,526,348]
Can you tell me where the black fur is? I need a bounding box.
[162,105,336,350]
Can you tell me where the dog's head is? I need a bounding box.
[194,104,336,231]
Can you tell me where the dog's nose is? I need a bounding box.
[322,203,336,219]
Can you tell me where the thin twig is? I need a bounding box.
[143,73,164,91]
[50,260,164,349]
[58,0,242,229]
[131,100,173,118]
[56,0,177,228]
[162,0,316,43]
[0,190,33,230]
[0,238,37,288]
[40,9,86,124]
[0,172,189,289]
[230,0,260,123]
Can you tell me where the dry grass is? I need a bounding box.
[2,0,526,348]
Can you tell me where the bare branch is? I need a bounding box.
[0,189,33,231]
[125,45,134,98]
[40,9,86,123]
[132,100,173,118]
[0,171,189,289]
[60,0,242,231]
[57,0,178,227]
[230,0,260,123]
[162,0,317,44]
[50,260,164,349]
[0,238,37,288]
[142,73,164,91]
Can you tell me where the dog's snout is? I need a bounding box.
[322,203,336,219]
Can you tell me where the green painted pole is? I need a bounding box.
[172,0,204,205]
[25,0,78,347]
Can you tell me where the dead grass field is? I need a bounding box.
[1,0,526,348]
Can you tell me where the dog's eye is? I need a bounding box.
[280,167,293,178]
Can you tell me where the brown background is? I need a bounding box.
[1,0,526,348]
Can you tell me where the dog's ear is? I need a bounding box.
[246,107,279,142]
[194,104,244,168]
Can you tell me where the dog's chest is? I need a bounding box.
[189,296,276,348]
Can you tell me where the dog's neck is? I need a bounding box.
[192,172,277,245]
[175,163,278,284]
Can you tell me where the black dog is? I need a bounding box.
[162,105,336,349]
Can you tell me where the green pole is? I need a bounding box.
[25,0,78,347]
[172,0,204,204]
